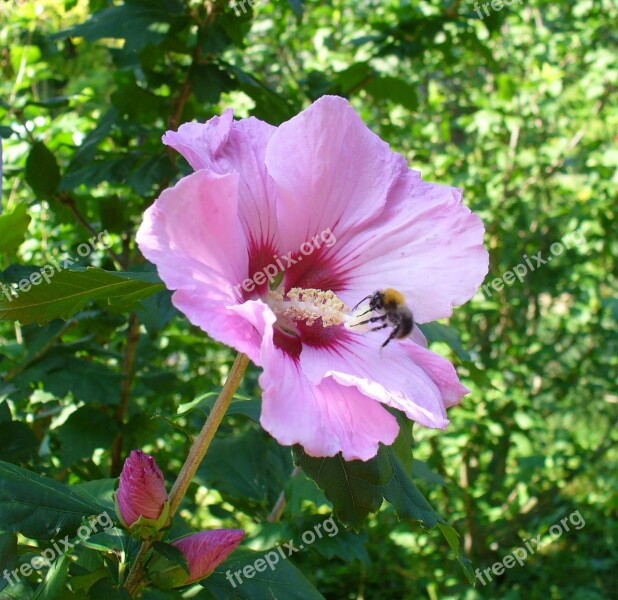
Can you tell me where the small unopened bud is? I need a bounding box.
[147,529,245,589]
[115,450,170,538]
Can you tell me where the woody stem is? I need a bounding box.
[123,352,251,596]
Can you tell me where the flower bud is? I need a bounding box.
[147,529,245,589]
[115,450,170,538]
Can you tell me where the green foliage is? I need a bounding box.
[1,0,616,598]
[0,461,106,539]
[0,204,31,254]
[0,268,164,324]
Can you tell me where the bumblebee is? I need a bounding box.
[352,288,414,348]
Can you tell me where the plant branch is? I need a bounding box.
[110,313,141,477]
[267,466,301,523]
[123,352,250,597]
[56,192,125,269]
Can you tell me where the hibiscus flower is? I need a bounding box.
[136,96,488,461]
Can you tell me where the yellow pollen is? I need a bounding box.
[267,288,349,328]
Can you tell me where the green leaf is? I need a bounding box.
[295,417,472,579]
[226,65,296,124]
[0,533,18,591]
[365,76,418,109]
[25,143,61,199]
[379,447,442,528]
[56,1,185,52]
[32,553,69,600]
[293,448,391,531]
[151,541,189,572]
[199,429,292,513]
[0,268,165,325]
[294,411,411,529]
[178,392,261,422]
[63,108,118,177]
[0,460,106,539]
[0,421,39,464]
[147,541,190,589]
[203,548,325,599]
[189,64,234,104]
[419,321,471,361]
[29,356,123,406]
[72,479,117,514]
[287,0,304,21]
[0,204,31,255]
[55,407,119,465]
[412,459,446,486]
[437,523,475,584]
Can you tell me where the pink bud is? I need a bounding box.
[117,450,168,527]
[172,529,245,584]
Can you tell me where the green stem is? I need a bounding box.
[123,352,250,597]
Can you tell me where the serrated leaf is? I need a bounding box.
[0,460,105,539]
[437,523,475,584]
[0,204,31,255]
[295,419,472,579]
[293,448,391,530]
[25,143,60,198]
[0,268,164,325]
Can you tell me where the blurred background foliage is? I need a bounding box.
[0,0,616,598]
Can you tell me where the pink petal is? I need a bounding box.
[136,170,265,360]
[164,112,279,256]
[257,318,399,461]
[333,171,488,323]
[162,109,235,171]
[265,95,407,254]
[136,169,247,290]
[299,333,469,429]
[118,450,168,526]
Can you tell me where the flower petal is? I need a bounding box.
[257,318,399,460]
[164,112,279,257]
[117,450,168,526]
[136,170,265,359]
[265,95,407,253]
[162,109,235,171]
[333,172,488,323]
[300,333,468,429]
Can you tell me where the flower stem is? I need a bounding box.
[123,352,250,596]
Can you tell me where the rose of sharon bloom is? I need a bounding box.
[117,450,168,527]
[172,530,245,585]
[136,96,488,461]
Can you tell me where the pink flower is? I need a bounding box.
[117,450,168,528]
[172,529,245,584]
[136,96,488,461]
